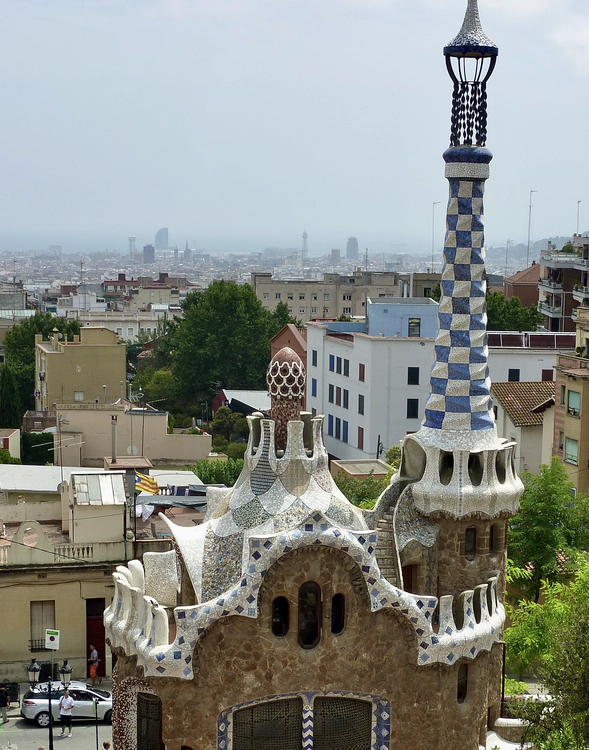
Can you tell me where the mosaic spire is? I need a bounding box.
[423,0,497,437]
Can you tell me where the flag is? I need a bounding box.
[135,471,159,495]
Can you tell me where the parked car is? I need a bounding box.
[21,681,112,727]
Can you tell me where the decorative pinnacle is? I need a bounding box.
[445,0,498,58]
[266,347,305,452]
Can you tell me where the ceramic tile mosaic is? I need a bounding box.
[445,0,497,55]
[393,486,440,552]
[423,153,495,434]
[217,691,391,750]
[105,507,505,680]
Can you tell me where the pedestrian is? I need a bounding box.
[39,747,46,750]
[0,684,10,724]
[58,688,75,738]
[88,643,100,686]
[103,742,111,750]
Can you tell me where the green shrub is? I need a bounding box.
[191,458,244,486]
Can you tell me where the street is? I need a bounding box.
[0,697,112,750]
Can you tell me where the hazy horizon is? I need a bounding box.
[2,0,589,258]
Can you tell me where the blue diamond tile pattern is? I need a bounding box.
[424,172,495,432]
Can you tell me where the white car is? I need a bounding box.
[21,681,112,727]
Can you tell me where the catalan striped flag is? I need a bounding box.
[135,471,159,495]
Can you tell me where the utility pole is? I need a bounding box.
[526,190,538,267]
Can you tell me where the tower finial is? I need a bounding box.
[445,0,498,148]
[266,347,305,452]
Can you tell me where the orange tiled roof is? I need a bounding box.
[491,381,556,427]
[506,264,541,285]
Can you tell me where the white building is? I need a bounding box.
[491,381,556,474]
[306,319,574,460]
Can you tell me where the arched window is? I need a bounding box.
[298,581,322,649]
[271,596,290,637]
[457,663,468,704]
[464,527,477,559]
[233,698,303,750]
[331,593,345,635]
[314,697,372,750]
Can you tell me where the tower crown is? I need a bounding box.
[445,0,497,148]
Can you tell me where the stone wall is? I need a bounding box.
[113,545,503,750]
[436,518,507,600]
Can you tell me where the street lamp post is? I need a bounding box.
[527,189,538,267]
[504,240,512,287]
[577,200,582,235]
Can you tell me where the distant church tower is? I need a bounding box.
[105,4,522,749]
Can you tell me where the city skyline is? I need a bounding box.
[1,0,588,254]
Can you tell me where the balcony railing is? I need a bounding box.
[540,251,580,267]
[29,640,50,653]
[538,279,563,291]
[538,301,563,316]
[574,258,589,270]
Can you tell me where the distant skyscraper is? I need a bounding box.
[128,237,136,256]
[331,248,341,263]
[302,231,308,259]
[346,237,359,260]
[143,244,155,264]
[184,242,192,263]
[155,228,169,250]
[174,246,179,262]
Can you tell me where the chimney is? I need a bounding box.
[111,415,118,464]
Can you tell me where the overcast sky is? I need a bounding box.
[1,0,588,256]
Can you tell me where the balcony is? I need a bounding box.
[538,278,563,293]
[572,285,589,304]
[574,258,589,271]
[540,251,581,269]
[538,301,563,317]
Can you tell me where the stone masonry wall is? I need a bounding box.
[436,518,507,601]
[114,545,503,750]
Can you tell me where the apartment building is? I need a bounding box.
[251,270,401,321]
[34,327,126,411]
[537,236,589,332]
[307,309,575,460]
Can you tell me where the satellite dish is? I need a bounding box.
[127,445,138,456]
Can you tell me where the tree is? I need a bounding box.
[508,459,586,602]
[506,557,589,749]
[211,406,240,442]
[191,458,244,486]
[0,364,22,428]
[272,301,301,331]
[173,282,276,401]
[0,448,21,464]
[486,291,542,332]
[385,445,401,471]
[333,470,388,509]
[3,313,81,409]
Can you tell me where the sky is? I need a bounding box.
[1,0,589,257]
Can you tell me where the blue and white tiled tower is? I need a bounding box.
[399,0,523,517]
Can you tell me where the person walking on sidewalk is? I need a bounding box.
[0,684,10,724]
[58,688,75,738]
[88,644,100,686]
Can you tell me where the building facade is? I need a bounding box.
[306,320,573,461]
[35,327,127,411]
[251,270,401,321]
